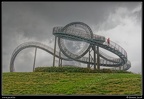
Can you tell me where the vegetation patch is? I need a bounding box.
[2,72,142,95]
[34,66,132,73]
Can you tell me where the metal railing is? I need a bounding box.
[10,22,131,72]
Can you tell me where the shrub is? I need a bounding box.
[34,66,132,73]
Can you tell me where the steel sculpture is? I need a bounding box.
[10,22,131,72]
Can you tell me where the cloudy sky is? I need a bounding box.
[2,2,142,73]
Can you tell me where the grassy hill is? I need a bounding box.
[2,70,142,95]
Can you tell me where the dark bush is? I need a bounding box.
[34,66,132,73]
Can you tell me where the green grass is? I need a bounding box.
[2,72,142,95]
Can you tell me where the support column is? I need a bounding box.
[33,47,37,72]
[119,66,121,70]
[97,46,100,70]
[53,36,57,67]
[61,59,62,67]
[93,46,96,70]
[59,50,60,67]
[59,50,62,67]
[87,50,90,69]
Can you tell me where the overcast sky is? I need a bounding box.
[2,2,142,73]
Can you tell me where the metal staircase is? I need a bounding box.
[10,22,131,72]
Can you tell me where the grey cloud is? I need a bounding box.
[2,2,142,73]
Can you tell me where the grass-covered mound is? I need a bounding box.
[34,66,132,73]
[2,72,142,95]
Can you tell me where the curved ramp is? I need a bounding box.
[10,22,131,72]
[10,42,130,72]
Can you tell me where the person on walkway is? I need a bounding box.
[107,38,110,45]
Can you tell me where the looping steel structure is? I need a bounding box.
[10,22,131,72]
[57,22,93,59]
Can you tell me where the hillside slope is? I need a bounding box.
[2,72,142,95]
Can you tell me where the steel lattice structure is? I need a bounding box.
[10,22,131,72]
